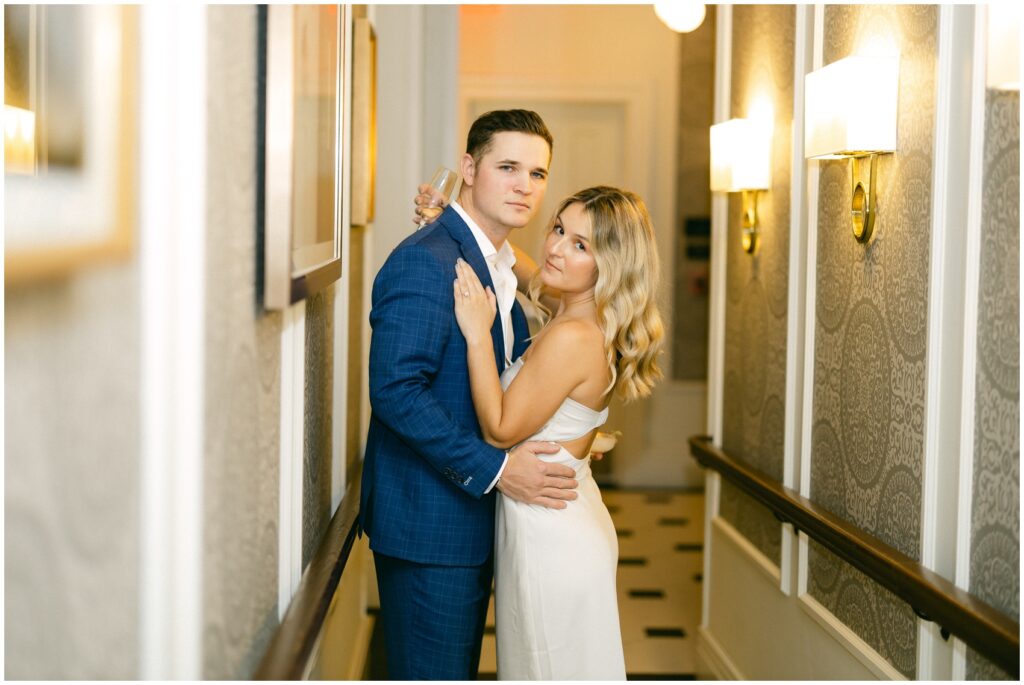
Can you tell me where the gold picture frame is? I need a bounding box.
[262,4,346,310]
[3,5,137,285]
[350,16,377,227]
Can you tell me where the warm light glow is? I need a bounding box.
[4,104,36,175]
[710,118,771,192]
[988,3,1020,90]
[654,1,706,34]
[804,55,900,159]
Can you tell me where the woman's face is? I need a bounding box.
[540,202,598,295]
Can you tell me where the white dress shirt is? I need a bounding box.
[450,201,517,492]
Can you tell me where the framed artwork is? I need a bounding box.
[350,17,377,226]
[262,4,346,310]
[3,5,137,285]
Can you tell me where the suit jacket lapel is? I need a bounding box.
[441,208,507,372]
[511,299,530,361]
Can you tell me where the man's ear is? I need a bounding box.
[460,152,476,187]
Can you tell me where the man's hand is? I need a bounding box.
[497,441,579,509]
[412,183,449,225]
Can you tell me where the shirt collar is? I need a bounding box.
[451,201,516,270]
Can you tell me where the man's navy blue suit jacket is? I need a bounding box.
[360,205,530,566]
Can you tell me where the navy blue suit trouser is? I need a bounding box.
[373,552,493,680]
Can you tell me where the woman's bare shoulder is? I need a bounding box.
[529,317,605,364]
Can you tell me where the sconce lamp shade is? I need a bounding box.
[710,118,772,192]
[4,104,36,175]
[805,55,900,159]
[988,3,1020,90]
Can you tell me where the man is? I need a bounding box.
[361,110,578,679]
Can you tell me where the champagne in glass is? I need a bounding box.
[417,167,459,229]
[418,205,444,222]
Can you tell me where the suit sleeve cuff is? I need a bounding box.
[484,452,510,494]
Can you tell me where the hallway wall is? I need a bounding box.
[370,5,460,278]
[201,6,349,678]
[672,10,715,384]
[719,3,795,570]
[5,266,141,679]
[967,87,1020,680]
[4,6,349,678]
[200,6,284,678]
[701,4,1019,681]
[805,6,938,677]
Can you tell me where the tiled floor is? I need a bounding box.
[478,488,705,680]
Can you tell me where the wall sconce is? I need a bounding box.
[4,105,36,175]
[710,117,772,255]
[988,3,1020,90]
[805,54,900,244]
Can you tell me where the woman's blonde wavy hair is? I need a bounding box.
[528,186,664,402]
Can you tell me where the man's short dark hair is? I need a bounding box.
[466,109,554,163]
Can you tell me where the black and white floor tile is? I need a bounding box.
[478,489,705,680]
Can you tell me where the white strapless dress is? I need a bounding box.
[494,357,626,680]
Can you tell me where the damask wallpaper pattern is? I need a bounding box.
[809,540,918,671]
[201,7,283,678]
[966,89,1020,682]
[719,4,794,566]
[807,5,938,678]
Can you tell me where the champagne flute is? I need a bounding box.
[417,167,459,229]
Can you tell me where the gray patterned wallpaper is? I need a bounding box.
[201,6,283,679]
[809,540,918,671]
[303,287,335,569]
[672,6,715,381]
[5,267,141,679]
[719,4,794,566]
[966,89,1020,682]
[807,5,938,678]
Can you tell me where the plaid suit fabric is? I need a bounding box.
[360,206,530,567]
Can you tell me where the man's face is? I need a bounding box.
[460,131,551,233]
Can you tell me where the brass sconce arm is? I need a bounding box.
[850,154,879,244]
[740,189,761,254]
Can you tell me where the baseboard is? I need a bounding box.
[697,625,744,680]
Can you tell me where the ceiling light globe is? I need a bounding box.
[654,2,706,34]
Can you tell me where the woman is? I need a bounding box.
[452,186,664,680]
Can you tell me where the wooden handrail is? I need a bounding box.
[689,435,1020,677]
[254,466,362,680]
